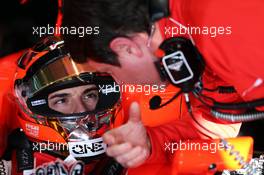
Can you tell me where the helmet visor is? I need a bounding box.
[15,55,120,118]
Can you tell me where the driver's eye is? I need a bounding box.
[83,92,98,100]
[54,98,67,105]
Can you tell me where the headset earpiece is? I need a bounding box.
[159,37,205,92]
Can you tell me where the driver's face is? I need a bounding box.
[48,84,99,114]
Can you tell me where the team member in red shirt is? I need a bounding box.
[62,0,264,168]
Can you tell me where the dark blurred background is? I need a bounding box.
[0,0,58,57]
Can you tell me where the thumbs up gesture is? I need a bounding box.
[103,102,151,168]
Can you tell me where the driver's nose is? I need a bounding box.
[73,98,87,113]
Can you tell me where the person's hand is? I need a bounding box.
[103,102,151,168]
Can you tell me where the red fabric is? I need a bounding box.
[0,52,22,157]
[146,121,200,163]
[145,0,264,166]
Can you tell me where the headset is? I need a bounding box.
[148,0,204,111]
[148,0,264,122]
[149,0,205,93]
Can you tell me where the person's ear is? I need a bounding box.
[110,37,143,58]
